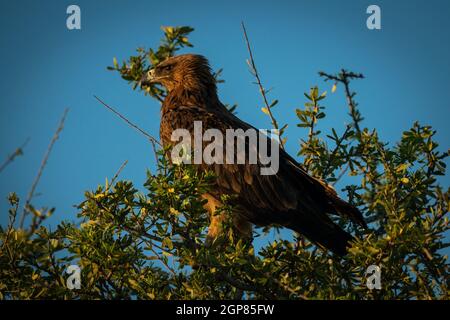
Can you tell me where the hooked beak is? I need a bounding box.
[140,68,157,86]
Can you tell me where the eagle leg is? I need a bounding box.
[202,193,253,246]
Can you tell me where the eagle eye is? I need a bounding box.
[161,64,173,72]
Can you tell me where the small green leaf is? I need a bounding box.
[270,99,279,108]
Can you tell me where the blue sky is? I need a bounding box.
[0,0,449,256]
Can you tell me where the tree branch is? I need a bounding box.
[241,22,285,149]
[93,95,160,164]
[319,70,364,135]
[0,137,30,174]
[19,109,69,228]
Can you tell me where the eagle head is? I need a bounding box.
[141,54,216,93]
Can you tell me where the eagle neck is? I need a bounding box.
[162,85,220,113]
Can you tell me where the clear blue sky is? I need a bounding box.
[1,0,449,256]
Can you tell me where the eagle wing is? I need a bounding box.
[161,104,365,255]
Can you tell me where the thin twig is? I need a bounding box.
[2,198,19,254]
[332,163,349,187]
[0,137,30,174]
[93,95,160,164]
[19,109,69,228]
[319,70,364,135]
[322,125,351,180]
[343,80,361,134]
[149,246,177,277]
[109,160,128,189]
[216,271,275,300]
[241,22,285,149]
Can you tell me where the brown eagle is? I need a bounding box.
[142,54,366,256]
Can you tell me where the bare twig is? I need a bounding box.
[19,109,69,228]
[319,70,364,135]
[109,160,128,189]
[93,95,160,164]
[241,22,285,149]
[331,163,350,187]
[0,137,30,174]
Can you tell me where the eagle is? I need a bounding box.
[141,54,366,256]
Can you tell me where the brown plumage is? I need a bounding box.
[142,54,366,256]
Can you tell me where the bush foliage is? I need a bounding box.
[1,26,448,300]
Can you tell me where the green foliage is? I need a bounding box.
[107,26,194,100]
[1,26,449,300]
